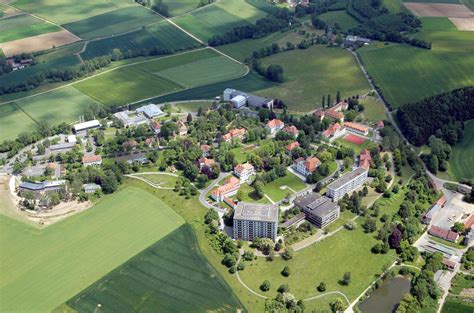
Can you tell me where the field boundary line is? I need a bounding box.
[2,2,62,28]
[12,102,39,124]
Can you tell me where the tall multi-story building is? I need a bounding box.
[327,167,368,201]
[294,193,340,228]
[233,202,279,241]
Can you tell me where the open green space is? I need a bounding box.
[35,42,84,63]
[0,14,60,43]
[442,298,474,313]
[0,103,37,141]
[262,172,306,202]
[447,120,474,181]
[63,6,162,40]
[138,174,178,188]
[358,17,474,108]
[173,0,266,41]
[401,0,460,3]
[239,227,395,301]
[11,0,136,25]
[257,46,371,112]
[318,10,360,32]
[360,96,387,122]
[324,209,357,233]
[237,183,271,204]
[174,100,214,112]
[230,145,255,163]
[0,187,184,313]
[75,49,246,107]
[81,20,200,60]
[164,0,201,16]
[66,224,243,312]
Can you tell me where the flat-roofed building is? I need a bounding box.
[233,202,279,241]
[83,183,102,194]
[19,180,67,198]
[327,167,368,201]
[295,193,340,228]
[136,104,165,119]
[73,120,101,133]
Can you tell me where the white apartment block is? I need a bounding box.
[234,163,255,183]
[233,202,279,241]
[327,167,368,202]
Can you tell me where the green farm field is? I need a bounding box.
[75,48,247,107]
[358,17,474,108]
[0,14,60,43]
[164,0,201,16]
[318,10,360,31]
[447,120,474,181]
[63,6,163,40]
[81,20,200,60]
[173,0,267,41]
[257,46,371,112]
[239,227,395,303]
[0,103,37,141]
[0,187,184,313]
[66,224,244,312]
[360,96,387,122]
[11,0,135,25]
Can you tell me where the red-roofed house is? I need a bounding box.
[325,109,344,122]
[223,128,246,142]
[283,125,299,138]
[82,155,102,167]
[437,195,447,207]
[145,137,156,147]
[266,119,285,135]
[198,157,215,170]
[122,140,138,150]
[177,120,188,136]
[344,122,369,136]
[314,109,325,121]
[234,163,255,183]
[333,101,349,112]
[359,149,372,170]
[200,144,212,157]
[295,156,321,177]
[376,120,385,129]
[322,123,345,141]
[286,141,300,152]
[429,226,459,243]
[464,215,474,230]
[150,121,161,135]
[211,176,240,202]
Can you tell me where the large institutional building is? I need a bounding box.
[233,202,279,241]
[295,193,340,228]
[327,167,368,201]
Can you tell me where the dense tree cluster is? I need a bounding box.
[397,87,474,146]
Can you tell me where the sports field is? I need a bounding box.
[358,17,474,108]
[336,135,371,154]
[257,46,371,112]
[318,10,360,31]
[239,227,395,302]
[447,120,474,181]
[81,21,200,60]
[63,6,163,39]
[66,224,244,312]
[0,187,184,313]
[75,48,247,107]
[0,14,60,43]
[344,133,366,145]
[11,0,136,25]
[173,0,267,41]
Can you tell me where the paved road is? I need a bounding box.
[198,172,229,213]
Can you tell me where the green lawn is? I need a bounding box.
[318,10,360,32]
[66,224,244,312]
[257,45,371,112]
[238,183,271,204]
[0,14,60,43]
[262,172,306,202]
[11,0,136,25]
[239,227,395,302]
[173,0,266,41]
[323,209,357,233]
[0,187,184,313]
[174,100,214,112]
[447,119,474,182]
[358,17,474,108]
[137,174,177,188]
[441,297,474,313]
[360,96,387,122]
[63,6,163,39]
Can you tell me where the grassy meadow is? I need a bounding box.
[66,225,244,312]
[173,0,267,41]
[257,46,371,112]
[164,0,202,16]
[262,172,306,202]
[63,6,163,39]
[0,187,184,313]
[360,96,387,122]
[318,10,360,32]
[0,14,60,43]
[447,120,474,181]
[358,17,474,108]
[0,103,37,141]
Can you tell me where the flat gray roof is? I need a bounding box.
[327,167,367,190]
[234,202,279,223]
[295,193,339,217]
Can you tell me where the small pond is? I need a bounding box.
[359,276,411,313]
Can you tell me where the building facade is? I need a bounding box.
[327,167,368,201]
[234,163,255,183]
[294,156,321,177]
[294,193,340,228]
[233,202,279,241]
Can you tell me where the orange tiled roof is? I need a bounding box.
[325,109,344,120]
[344,122,368,133]
[235,163,254,174]
[323,123,341,138]
[305,157,321,172]
[267,119,284,129]
[82,155,102,163]
[286,141,300,151]
[283,125,298,136]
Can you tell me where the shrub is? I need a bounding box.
[317,282,326,292]
[260,280,271,292]
[281,266,291,277]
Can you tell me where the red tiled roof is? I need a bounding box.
[464,215,474,229]
[429,226,459,242]
[344,122,368,133]
[323,123,341,138]
[82,155,102,163]
[235,163,254,174]
[283,125,299,136]
[267,119,284,129]
[359,149,372,170]
[325,109,344,120]
[211,178,240,197]
[286,141,300,151]
[199,157,215,167]
[437,195,447,206]
[201,144,211,152]
[151,121,161,130]
[305,157,321,172]
[333,101,348,112]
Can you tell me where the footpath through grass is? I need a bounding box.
[447,119,474,181]
[0,187,184,313]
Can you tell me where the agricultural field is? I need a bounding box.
[10,0,136,25]
[75,48,247,107]
[257,45,371,112]
[447,120,474,181]
[262,172,307,202]
[359,96,387,122]
[318,10,360,31]
[164,0,202,16]
[63,6,163,40]
[358,17,474,108]
[81,21,200,60]
[66,225,244,312]
[0,14,60,43]
[0,103,38,141]
[238,227,395,303]
[173,0,267,41]
[0,187,185,313]
[441,273,474,313]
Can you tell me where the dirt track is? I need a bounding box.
[404,3,473,17]
[0,29,80,56]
